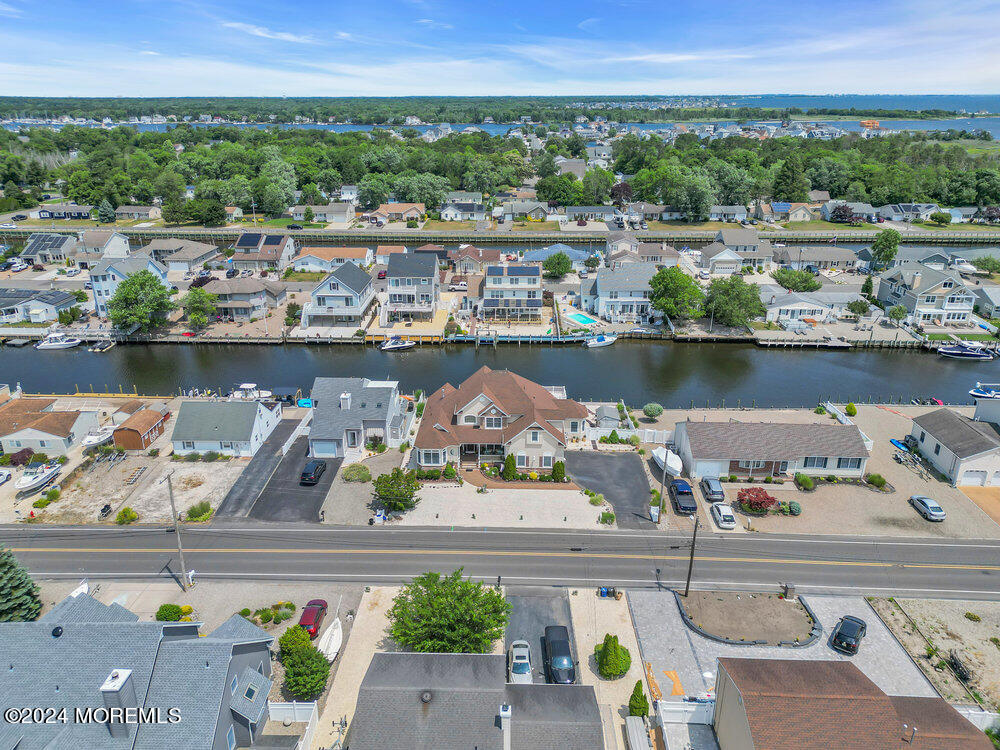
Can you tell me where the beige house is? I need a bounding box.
[414,366,588,470]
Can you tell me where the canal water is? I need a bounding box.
[3,340,994,407]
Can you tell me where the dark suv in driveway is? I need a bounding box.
[669,479,697,515]
[300,459,327,485]
[831,615,867,655]
[699,476,726,502]
[543,625,576,684]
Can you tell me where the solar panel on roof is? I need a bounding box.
[507,266,539,276]
[262,235,282,246]
[236,233,261,248]
[486,267,503,276]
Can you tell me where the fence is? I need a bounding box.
[822,401,874,451]
[268,702,318,749]
[282,413,312,456]
[586,426,672,444]
[654,698,715,725]
[953,706,1000,732]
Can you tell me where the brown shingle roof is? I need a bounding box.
[416,366,588,450]
[115,409,167,438]
[447,245,503,263]
[684,421,870,460]
[0,397,77,439]
[115,399,145,416]
[889,696,992,749]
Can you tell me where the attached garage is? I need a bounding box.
[960,470,988,487]
[911,408,1000,487]
[309,439,341,458]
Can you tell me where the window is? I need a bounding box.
[464,415,477,424]
[738,460,766,469]
[569,421,578,432]
[516,454,527,467]
[226,726,236,750]
[39,440,47,448]
[934,443,940,455]
[837,457,862,469]
[919,431,925,443]
[485,417,502,429]
[541,455,553,468]
[530,430,540,443]
[803,456,828,468]
[182,441,194,450]
[230,676,239,696]
[244,685,257,701]
[422,450,443,465]
[778,461,789,473]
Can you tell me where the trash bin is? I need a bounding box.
[649,504,661,523]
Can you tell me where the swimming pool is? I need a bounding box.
[569,312,598,325]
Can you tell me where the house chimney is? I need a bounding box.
[340,392,351,410]
[499,704,512,750]
[101,669,136,738]
[911,271,921,289]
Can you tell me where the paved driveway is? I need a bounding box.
[214,419,300,518]
[248,437,341,522]
[565,451,653,528]
[505,587,576,684]
[628,591,936,699]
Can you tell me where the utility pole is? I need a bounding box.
[683,516,700,597]
[166,473,189,591]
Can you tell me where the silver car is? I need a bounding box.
[711,503,738,530]
[507,639,532,684]
[700,476,726,502]
[910,495,946,522]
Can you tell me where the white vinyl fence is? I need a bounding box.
[655,698,715,725]
[268,702,318,749]
[586,426,672,445]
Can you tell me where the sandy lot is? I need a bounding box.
[679,591,814,644]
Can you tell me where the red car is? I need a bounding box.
[298,599,328,638]
[377,270,387,279]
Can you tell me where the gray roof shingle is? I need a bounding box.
[309,377,396,442]
[912,409,1000,459]
[170,401,266,443]
[387,253,437,278]
[324,262,373,295]
[684,421,870,460]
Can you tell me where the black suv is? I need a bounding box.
[300,459,327,485]
[669,479,697,515]
[543,625,576,684]
[831,615,867,655]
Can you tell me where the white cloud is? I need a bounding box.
[0,1,22,17]
[140,50,160,56]
[577,17,600,32]
[221,22,319,44]
[415,19,453,30]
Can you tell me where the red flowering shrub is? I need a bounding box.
[737,487,778,514]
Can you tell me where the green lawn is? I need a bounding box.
[909,221,999,232]
[645,220,731,231]
[780,220,851,231]
[265,218,326,228]
[749,321,780,330]
[421,220,476,231]
[282,271,326,282]
[511,221,561,232]
[926,332,996,341]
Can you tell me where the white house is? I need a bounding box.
[759,284,865,324]
[339,185,359,203]
[301,263,376,329]
[910,407,1000,486]
[876,262,975,326]
[293,246,373,272]
[289,203,354,224]
[90,254,169,318]
[0,396,99,456]
[709,205,748,222]
[578,263,658,323]
[0,289,78,324]
[71,229,131,269]
[170,400,282,457]
[381,253,439,323]
[440,202,487,222]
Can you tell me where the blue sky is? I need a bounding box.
[0,0,998,96]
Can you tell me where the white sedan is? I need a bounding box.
[0,468,11,485]
[710,503,738,530]
[507,639,533,684]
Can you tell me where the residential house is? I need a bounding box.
[807,189,832,203]
[375,245,407,265]
[31,203,93,220]
[820,200,878,222]
[114,205,161,221]
[579,263,658,323]
[713,227,774,270]
[171,400,282,457]
[143,239,219,272]
[440,202,487,221]
[522,243,593,272]
[371,203,425,222]
[660,205,685,221]
[289,203,354,224]
[556,158,587,179]
[606,231,637,257]
[113,405,169,451]
[709,205,748,222]
[71,229,131,269]
[347,652,604,750]
[382,253,439,322]
[230,233,295,272]
[0,288,78,324]
[565,205,617,222]
[203,278,286,321]
[476,264,543,320]
[413,243,448,261]
[625,202,666,221]
[973,283,1000,318]
[787,203,815,222]
[503,201,552,221]
[949,206,980,223]
[773,245,859,271]
[698,243,744,274]
[339,185,359,203]
[879,203,940,222]
[447,244,503,274]
[607,241,678,269]
[293,246,373,272]
[90,255,168,318]
[19,232,78,264]
[759,284,866,323]
[301,263,375,329]
[224,205,243,221]
[414,365,588,469]
[673,419,871,479]
[876,262,975,326]
[0,395,99,455]
[910,406,1000,487]
[307,376,413,457]
[713,658,990,750]
[0,591,309,750]
[444,190,483,205]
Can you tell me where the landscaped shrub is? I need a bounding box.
[551,461,565,482]
[629,680,649,716]
[29,453,49,464]
[795,474,814,491]
[845,402,858,417]
[600,511,616,525]
[116,507,139,525]
[594,633,632,679]
[239,608,252,618]
[342,463,372,483]
[279,625,313,658]
[45,488,60,503]
[866,473,886,489]
[442,463,457,479]
[32,498,51,508]
[609,429,620,444]
[737,487,779,514]
[155,603,183,622]
[965,612,982,622]
[202,450,220,462]
[180,604,193,615]
[284,645,331,700]
[814,405,826,415]
[825,475,837,483]
[186,500,212,522]
[184,452,201,462]
[628,434,641,446]
[258,608,273,624]
[502,454,517,481]
[642,403,664,419]
[148,448,160,457]
[284,601,296,611]
[788,501,802,516]
[415,402,425,418]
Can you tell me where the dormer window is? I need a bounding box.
[484,417,502,429]
[943,280,954,288]
[464,415,477,424]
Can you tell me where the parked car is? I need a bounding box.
[0,468,11,485]
[225,267,238,278]
[669,479,697,515]
[831,615,867,655]
[65,268,80,277]
[0,223,15,229]
[507,639,533,684]
[297,599,328,638]
[699,476,726,502]
[300,459,327,486]
[543,625,576,684]
[578,270,588,278]
[909,495,946,522]
[448,281,468,292]
[287,224,303,230]
[0,261,11,271]
[698,270,710,280]
[710,503,737,530]
[640,221,648,230]
[83,281,93,289]
[377,270,387,279]
[12,214,26,221]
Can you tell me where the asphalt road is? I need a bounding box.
[6,525,1000,599]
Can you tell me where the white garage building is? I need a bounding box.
[909,408,1000,486]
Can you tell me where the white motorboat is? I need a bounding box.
[583,334,617,348]
[970,382,1000,399]
[317,617,343,661]
[651,446,683,477]
[228,383,273,400]
[14,462,61,494]
[81,426,115,447]
[381,336,416,351]
[938,343,994,361]
[36,332,82,350]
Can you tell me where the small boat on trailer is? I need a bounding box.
[651,446,683,477]
[14,462,61,495]
[381,336,416,351]
[81,426,115,448]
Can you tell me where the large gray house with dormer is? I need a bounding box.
[876,262,975,326]
[382,253,439,323]
[301,262,376,329]
[308,376,414,458]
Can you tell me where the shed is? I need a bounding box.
[114,408,170,451]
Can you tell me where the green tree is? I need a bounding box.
[0,545,41,622]
[388,569,511,653]
[861,274,874,297]
[373,468,421,512]
[155,603,183,621]
[847,299,870,317]
[871,228,901,269]
[303,206,315,223]
[772,268,821,292]
[649,266,705,320]
[584,255,600,270]
[107,270,175,331]
[888,304,908,324]
[278,625,312,659]
[929,211,952,226]
[284,646,331,700]
[161,196,188,225]
[705,276,766,328]
[642,403,664,419]
[502,454,517,481]
[628,680,649,716]
[182,287,217,330]
[542,251,572,278]
[772,154,810,202]
[300,182,323,206]
[595,633,632,679]
[97,198,116,223]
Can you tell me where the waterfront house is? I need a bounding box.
[414,365,588,470]
[31,203,93,220]
[293,246,373,272]
[440,202,487,222]
[224,205,243,221]
[949,206,980,223]
[674,420,871,479]
[339,184,359,203]
[301,263,375,329]
[20,232,78,264]
[578,263,658,323]
[0,395,99,456]
[716,227,773,269]
[503,201,552,221]
[606,231,637,257]
[878,203,940,222]
[625,202,666,221]
[382,253,439,323]
[347,652,604,750]
[709,205,748,222]
[447,244,503,274]
[565,205,618,223]
[230,233,296,272]
[114,205,161,221]
[807,189,832,203]
[698,243,743,275]
[607,241,678,269]
[91,254,168,318]
[72,229,131,269]
[171,400,282,457]
[445,191,483,205]
[476,264,543,320]
[773,245,859,271]
[0,591,311,750]
[413,243,448,261]
[759,284,865,323]
[203,278,286,321]
[375,245,407,265]
[371,203,425,222]
[113,405,169,451]
[307,376,413,458]
[289,203,354,224]
[522,243,593,272]
[973,283,1000,318]
[0,288,78,324]
[820,201,878,222]
[876,262,975,326]
[142,239,219,271]
[910,408,1000,487]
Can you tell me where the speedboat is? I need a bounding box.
[228,383,273,400]
[14,462,61,494]
[651,446,683,477]
[583,334,617,348]
[81,426,114,447]
[970,383,1000,399]
[36,332,82,350]
[381,336,416,351]
[938,343,994,361]
[89,339,115,353]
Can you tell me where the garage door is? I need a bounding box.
[309,439,340,458]
[992,471,1000,486]
[960,470,988,486]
